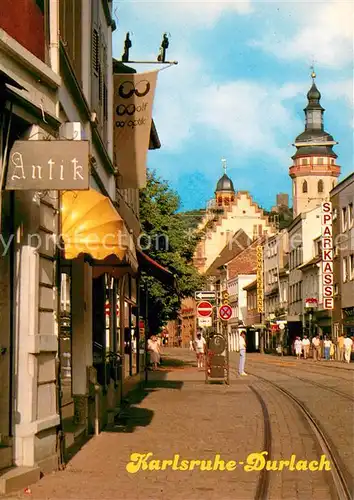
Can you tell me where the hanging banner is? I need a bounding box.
[113,71,158,188]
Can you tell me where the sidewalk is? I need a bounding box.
[10,355,264,500]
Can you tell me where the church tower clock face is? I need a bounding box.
[289,71,340,217]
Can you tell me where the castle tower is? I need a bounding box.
[215,158,235,209]
[289,71,341,217]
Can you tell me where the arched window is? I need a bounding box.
[302,180,308,193]
[318,179,324,193]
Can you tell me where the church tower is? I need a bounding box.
[290,71,340,217]
[215,158,235,209]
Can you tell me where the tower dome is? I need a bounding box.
[215,173,235,193]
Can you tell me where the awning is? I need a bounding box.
[61,189,137,271]
[137,249,177,289]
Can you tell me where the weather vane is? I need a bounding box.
[310,62,316,82]
[221,158,227,174]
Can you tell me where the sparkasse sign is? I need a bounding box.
[5,140,90,190]
[321,201,334,310]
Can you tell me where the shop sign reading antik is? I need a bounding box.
[321,201,334,310]
[5,140,90,190]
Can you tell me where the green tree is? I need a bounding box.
[139,170,205,333]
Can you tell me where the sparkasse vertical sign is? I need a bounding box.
[321,201,334,309]
[256,245,264,313]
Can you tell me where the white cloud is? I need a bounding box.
[251,0,354,68]
[152,49,304,165]
[124,0,252,28]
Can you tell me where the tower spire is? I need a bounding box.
[221,157,227,174]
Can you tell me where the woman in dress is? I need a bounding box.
[147,335,161,370]
[294,337,302,359]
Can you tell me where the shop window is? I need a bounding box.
[59,270,73,409]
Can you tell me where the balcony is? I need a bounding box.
[289,164,341,178]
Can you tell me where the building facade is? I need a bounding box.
[331,173,354,338]
[0,0,165,491]
[193,163,276,274]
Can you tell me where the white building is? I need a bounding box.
[287,207,322,340]
[227,274,256,351]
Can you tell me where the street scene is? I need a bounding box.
[0,0,353,499]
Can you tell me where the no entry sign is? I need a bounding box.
[197,301,213,317]
[219,304,232,321]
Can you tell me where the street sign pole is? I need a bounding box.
[222,320,230,385]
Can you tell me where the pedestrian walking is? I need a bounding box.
[343,335,353,363]
[330,341,335,360]
[323,336,331,360]
[189,338,194,351]
[147,335,161,370]
[294,337,302,359]
[238,331,247,376]
[337,334,344,361]
[194,331,206,369]
[302,335,310,359]
[312,335,321,361]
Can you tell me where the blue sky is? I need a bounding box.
[112,0,353,212]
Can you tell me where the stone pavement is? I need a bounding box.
[8,349,347,500]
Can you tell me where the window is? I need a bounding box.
[302,180,308,193]
[342,207,348,232]
[333,208,338,220]
[349,203,353,229]
[318,158,324,165]
[316,240,322,257]
[318,179,324,193]
[301,158,309,166]
[59,0,82,82]
[350,254,354,281]
[343,257,348,282]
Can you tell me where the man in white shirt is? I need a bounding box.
[238,331,247,376]
[312,335,321,361]
[302,336,310,359]
[194,332,206,368]
[343,335,353,363]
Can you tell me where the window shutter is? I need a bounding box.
[92,29,99,75]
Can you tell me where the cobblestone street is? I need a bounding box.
[8,349,354,500]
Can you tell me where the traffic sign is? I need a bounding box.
[197,301,213,317]
[198,317,212,327]
[195,290,216,301]
[218,304,232,321]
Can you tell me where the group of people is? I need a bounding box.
[293,334,353,363]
